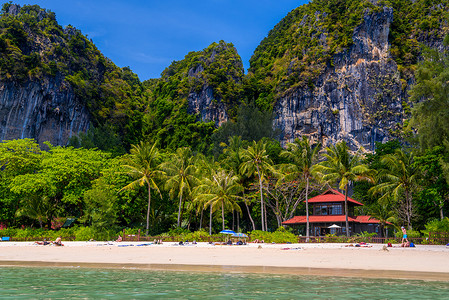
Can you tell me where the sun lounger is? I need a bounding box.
[1,237,10,241]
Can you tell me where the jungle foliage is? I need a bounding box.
[1,2,449,238]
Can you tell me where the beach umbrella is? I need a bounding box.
[231,233,248,238]
[219,230,236,243]
[219,230,236,235]
[231,232,248,244]
[328,224,341,229]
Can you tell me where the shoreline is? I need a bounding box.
[2,261,449,282]
[1,242,449,281]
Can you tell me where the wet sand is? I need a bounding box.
[1,242,448,281]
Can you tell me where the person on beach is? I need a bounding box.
[116,235,122,242]
[53,236,62,246]
[401,226,408,246]
[34,238,50,245]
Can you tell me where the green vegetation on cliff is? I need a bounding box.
[249,0,378,109]
[142,41,244,153]
[0,3,145,149]
[249,0,449,109]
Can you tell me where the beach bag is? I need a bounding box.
[387,242,392,247]
[410,242,415,247]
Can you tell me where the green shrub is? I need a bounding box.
[249,228,297,243]
[73,226,96,241]
[421,218,449,236]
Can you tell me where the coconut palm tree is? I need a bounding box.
[194,169,243,231]
[121,141,163,236]
[369,148,419,229]
[240,139,273,231]
[191,153,216,231]
[161,147,198,228]
[313,141,375,237]
[280,136,321,241]
[368,202,396,238]
[221,136,256,231]
[15,195,52,229]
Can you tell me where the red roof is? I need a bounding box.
[306,189,363,206]
[282,215,384,225]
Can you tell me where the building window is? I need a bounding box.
[329,205,342,215]
[314,204,343,215]
[320,205,328,215]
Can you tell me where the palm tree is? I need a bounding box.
[192,153,216,232]
[194,169,243,231]
[15,195,52,229]
[313,141,375,237]
[221,136,256,231]
[161,147,198,228]
[280,136,321,241]
[121,141,163,236]
[240,139,273,231]
[368,202,396,238]
[369,148,419,229]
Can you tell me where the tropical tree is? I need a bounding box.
[368,202,396,238]
[221,136,256,231]
[121,141,163,235]
[194,169,243,231]
[15,195,53,228]
[313,141,375,237]
[409,38,449,150]
[161,147,198,228]
[369,148,419,229]
[240,139,273,231]
[280,136,321,241]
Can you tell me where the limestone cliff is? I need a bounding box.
[0,4,144,147]
[183,41,244,126]
[274,7,401,150]
[251,0,449,151]
[0,77,89,145]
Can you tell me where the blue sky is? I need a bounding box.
[10,0,308,81]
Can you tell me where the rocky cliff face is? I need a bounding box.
[273,7,402,150]
[184,42,243,126]
[186,62,229,126]
[187,85,228,126]
[0,4,142,147]
[0,77,90,145]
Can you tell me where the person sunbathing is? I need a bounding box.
[53,236,63,246]
[34,238,50,245]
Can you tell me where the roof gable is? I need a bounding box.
[306,189,363,206]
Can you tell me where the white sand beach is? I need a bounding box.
[1,241,448,281]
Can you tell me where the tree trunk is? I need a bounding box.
[177,193,183,228]
[344,185,349,237]
[146,184,151,236]
[237,211,240,232]
[244,197,256,231]
[199,208,203,230]
[256,165,265,231]
[222,201,225,230]
[305,176,310,242]
[264,202,268,231]
[405,189,412,229]
[440,207,444,220]
[187,211,192,230]
[209,206,213,235]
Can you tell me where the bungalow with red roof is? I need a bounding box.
[282,189,384,236]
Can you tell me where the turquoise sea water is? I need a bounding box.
[1,267,449,299]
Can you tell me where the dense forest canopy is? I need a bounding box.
[0,1,449,239]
